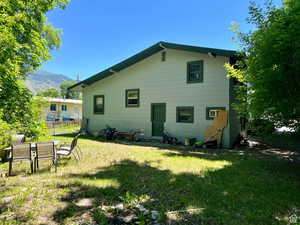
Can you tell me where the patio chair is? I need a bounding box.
[57,133,82,161]
[73,133,83,157]
[8,143,33,176]
[35,142,58,172]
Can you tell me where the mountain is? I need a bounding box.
[25,70,73,94]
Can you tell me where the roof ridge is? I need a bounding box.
[69,42,237,90]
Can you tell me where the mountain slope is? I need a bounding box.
[26,70,73,94]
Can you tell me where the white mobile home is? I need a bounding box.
[43,98,82,121]
[70,42,240,147]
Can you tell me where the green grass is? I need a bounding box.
[259,132,300,151]
[0,134,300,225]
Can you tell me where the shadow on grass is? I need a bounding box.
[52,156,300,224]
[54,133,198,151]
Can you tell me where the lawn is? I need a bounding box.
[258,132,300,152]
[0,134,300,225]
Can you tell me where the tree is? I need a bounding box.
[0,0,69,137]
[60,80,81,99]
[225,0,300,131]
[37,88,61,98]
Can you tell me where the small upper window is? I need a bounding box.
[187,60,204,83]
[94,95,105,114]
[50,104,56,111]
[176,107,194,123]
[126,89,139,107]
[206,107,226,120]
[61,105,67,111]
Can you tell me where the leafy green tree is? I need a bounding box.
[60,80,81,99]
[225,0,300,130]
[37,88,61,98]
[0,0,69,137]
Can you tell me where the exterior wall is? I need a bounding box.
[82,49,236,147]
[43,102,82,121]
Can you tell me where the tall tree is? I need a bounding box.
[225,0,300,131]
[37,88,61,98]
[60,80,81,99]
[0,0,69,136]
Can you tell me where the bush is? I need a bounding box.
[248,119,275,136]
[0,119,13,162]
[1,96,47,141]
[0,98,47,162]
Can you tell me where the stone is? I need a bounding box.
[123,213,137,223]
[75,198,94,207]
[115,203,124,210]
[151,210,160,220]
[136,204,146,212]
[167,213,177,224]
[1,196,15,203]
[143,209,150,215]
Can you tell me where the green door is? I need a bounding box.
[151,103,166,136]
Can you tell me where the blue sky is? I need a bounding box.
[42,0,282,80]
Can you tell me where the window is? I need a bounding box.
[206,107,226,120]
[50,104,56,111]
[61,105,67,111]
[187,60,204,83]
[161,51,166,61]
[126,89,139,107]
[94,95,105,114]
[176,107,194,123]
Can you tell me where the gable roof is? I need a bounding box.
[69,41,237,90]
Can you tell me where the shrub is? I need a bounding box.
[1,96,47,141]
[248,119,275,136]
[0,118,13,162]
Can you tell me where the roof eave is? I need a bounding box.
[69,41,237,90]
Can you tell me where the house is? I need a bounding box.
[43,98,82,121]
[70,41,240,147]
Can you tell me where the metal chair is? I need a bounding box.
[8,143,33,176]
[35,142,57,172]
[57,133,82,160]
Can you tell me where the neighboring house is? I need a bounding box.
[70,41,240,147]
[43,98,82,121]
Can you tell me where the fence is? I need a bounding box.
[46,120,81,135]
